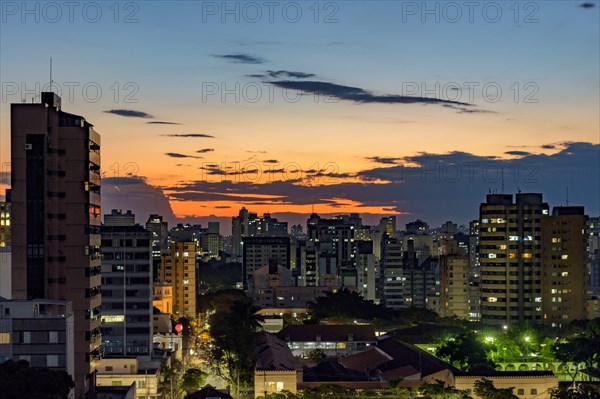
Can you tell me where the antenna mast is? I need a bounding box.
[49,58,53,91]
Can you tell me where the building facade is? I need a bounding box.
[0,189,10,248]
[479,193,549,325]
[11,92,102,397]
[159,242,197,318]
[541,206,588,327]
[243,236,290,289]
[0,298,75,396]
[101,210,153,355]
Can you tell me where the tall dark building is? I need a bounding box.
[146,214,168,281]
[0,189,11,247]
[101,210,153,355]
[479,193,549,326]
[11,92,102,397]
[541,206,588,327]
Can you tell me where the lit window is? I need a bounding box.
[488,253,497,259]
[509,236,519,241]
[523,253,533,259]
[488,297,498,302]
[0,333,10,344]
[561,255,568,260]
[561,272,569,277]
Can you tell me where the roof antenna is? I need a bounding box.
[49,57,53,92]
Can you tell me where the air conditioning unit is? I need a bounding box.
[25,144,32,150]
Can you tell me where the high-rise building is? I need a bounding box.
[356,241,376,301]
[379,216,396,236]
[159,242,197,318]
[146,214,169,281]
[541,206,588,327]
[0,190,11,299]
[10,92,101,397]
[479,193,549,325]
[589,217,600,295]
[199,222,222,260]
[381,238,403,309]
[242,236,290,289]
[100,210,153,355]
[439,240,470,318]
[233,208,288,262]
[0,189,11,247]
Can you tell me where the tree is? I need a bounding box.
[550,385,600,399]
[473,378,519,399]
[306,348,327,363]
[307,289,389,321]
[420,380,473,399]
[437,332,495,372]
[0,359,74,399]
[208,296,265,397]
[180,368,208,393]
[158,357,185,399]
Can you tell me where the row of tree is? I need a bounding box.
[436,318,600,381]
[254,379,522,399]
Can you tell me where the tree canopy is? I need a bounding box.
[307,289,389,321]
[437,332,496,372]
[207,296,265,397]
[0,359,75,399]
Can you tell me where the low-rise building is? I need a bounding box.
[454,372,558,399]
[0,297,75,394]
[277,325,376,358]
[254,331,299,398]
[96,357,160,399]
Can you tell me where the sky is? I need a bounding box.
[1,1,599,232]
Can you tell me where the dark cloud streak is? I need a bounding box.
[104,109,153,118]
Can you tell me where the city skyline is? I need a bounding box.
[1,1,599,229]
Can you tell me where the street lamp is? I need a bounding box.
[524,336,531,364]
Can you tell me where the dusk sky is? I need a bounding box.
[1,1,599,231]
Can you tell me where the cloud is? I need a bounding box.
[162,134,215,138]
[269,80,486,111]
[109,142,598,231]
[147,121,181,125]
[579,2,596,9]
[215,54,265,64]
[541,144,556,149]
[165,153,202,159]
[104,109,153,118]
[504,151,531,156]
[196,148,215,153]
[101,176,177,225]
[366,156,403,165]
[215,205,232,209]
[263,159,279,164]
[247,150,267,154]
[249,70,317,79]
